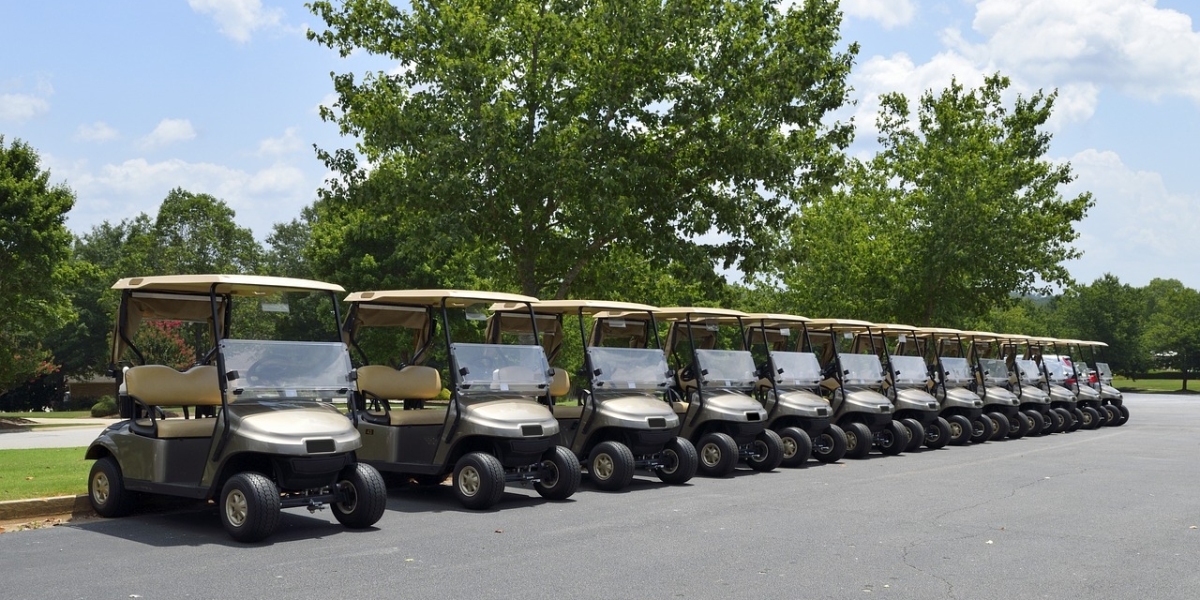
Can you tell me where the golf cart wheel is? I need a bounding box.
[88,456,137,518]
[332,463,387,529]
[747,429,784,472]
[1115,404,1130,426]
[924,417,951,450]
[695,432,739,476]
[1007,412,1030,439]
[535,446,581,500]
[1093,405,1109,427]
[656,436,698,485]
[877,420,906,456]
[777,426,813,468]
[219,472,282,543]
[987,412,1010,441]
[900,418,925,452]
[1024,410,1046,436]
[453,452,506,510]
[1067,408,1084,432]
[843,422,873,459]
[1048,408,1067,433]
[812,424,847,462]
[947,415,972,446]
[589,441,635,491]
[969,413,994,444]
[1080,407,1101,430]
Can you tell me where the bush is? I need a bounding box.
[90,396,117,418]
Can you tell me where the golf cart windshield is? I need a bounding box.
[1016,359,1042,384]
[769,351,822,388]
[694,349,757,389]
[940,357,973,385]
[839,354,884,387]
[979,358,1011,384]
[222,339,352,401]
[888,355,930,386]
[1042,358,1071,383]
[1096,362,1114,381]
[589,347,671,390]
[452,343,550,395]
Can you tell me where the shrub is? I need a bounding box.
[90,396,117,418]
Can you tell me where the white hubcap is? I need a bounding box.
[459,466,480,497]
[93,472,110,505]
[593,454,614,480]
[225,490,248,527]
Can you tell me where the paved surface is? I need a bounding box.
[0,419,113,450]
[0,394,1195,600]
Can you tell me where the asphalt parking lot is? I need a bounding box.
[1,393,1196,600]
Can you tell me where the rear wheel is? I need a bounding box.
[589,441,636,491]
[1080,407,1101,430]
[843,422,873,459]
[777,426,813,468]
[877,420,907,456]
[453,452,506,510]
[88,456,137,518]
[987,412,1010,440]
[900,418,925,452]
[747,429,784,472]
[535,446,582,500]
[333,463,387,529]
[812,425,848,463]
[219,473,281,543]
[1008,411,1030,439]
[696,432,739,477]
[947,415,972,446]
[656,437,698,485]
[924,417,952,450]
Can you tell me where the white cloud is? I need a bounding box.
[256,127,304,156]
[75,121,119,142]
[188,0,284,43]
[848,51,989,134]
[841,0,916,29]
[0,93,50,122]
[139,118,197,149]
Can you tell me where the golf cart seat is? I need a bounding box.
[549,368,570,397]
[357,365,447,426]
[553,404,585,419]
[670,401,689,415]
[126,365,222,438]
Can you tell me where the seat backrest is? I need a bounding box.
[358,365,442,400]
[549,368,570,397]
[125,365,221,406]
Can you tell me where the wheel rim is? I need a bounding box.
[541,460,560,487]
[701,443,722,467]
[814,433,833,454]
[1082,412,1092,425]
[879,431,893,448]
[336,480,358,513]
[949,422,963,438]
[92,472,110,505]
[845,431,858,452]
[592,453,614,481]
[660,449,678,474]
[751,440,768,461]
[458,465,481,497]
[225,489,248,528]
[781,436,797,459]
[973,421,985,436]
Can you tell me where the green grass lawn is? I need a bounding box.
[1112,376,1199,394]
[0,447,90,502]
[0,411,92,420]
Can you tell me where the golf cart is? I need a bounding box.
[1079,340,1128,426]
[86,275,387,542]
[862,324,951,451]
[961,331,1030,440]
[804,319,905,459]
[342,290,580,509]
[1027,337,1082,432]
[487,300,697,490]
[656,307,783,476]
[999,334,1059,435]
[1057,339,1108,429]
[743,313,848,465]
[893,328,988,445]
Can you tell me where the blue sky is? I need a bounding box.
[3,0,1198,289]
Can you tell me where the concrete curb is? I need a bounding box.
[0,495,92,522]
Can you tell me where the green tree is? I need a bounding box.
[0,137,75,392]
[152,188,261,274]
[1142,278,1200,390]
[1056,274,1150,376]
[307,0,857,298]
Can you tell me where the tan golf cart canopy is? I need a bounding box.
[491,299,659,316]
[345,289,538,308]
[803,318,875,332]
[654,307,750,320]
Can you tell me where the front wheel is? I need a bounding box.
[987,411,1010,440]
[843,422,873,459]
[947,415,972,446]
[1102,405,1120,426]
[219,473,282,543]
[1048,408,1067,433]
[876,420,906,456]
[453,452,506,510]
[969,413,994,444]
[1115,404,1130,426]
[900,418,925,452]
[696,432,739,477]
[1024,410,1046,436]
[924,417,951,450]
[777,426,813,468]
[535,446,581,500]
[812,425,848,463]
[89,456,137,518]
[589,441,635,491]
[333,463,387,529]
[656,437,698,485]
[1080,406,1101,430]
[1008,411,1030,439]
[747,429,784,472]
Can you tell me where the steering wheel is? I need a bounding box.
[245,357,292,386]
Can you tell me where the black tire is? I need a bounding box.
[332,463,387,529]
[453,452,507,510]
[901,418,925,452]
[1048,408,1067,433]
[695,432,740,477]
[1092,405,1108,426]
[656,436,698,485]
[535,446,582,500]
[877,420,907,456]
[812,425,848,463]
[88,456,137,518]
[843,422,873,459]
[987,411,1010,440]
[1115,404,1130,426]
[777,426,813,468]
[1067,408,1083,432]
[589,441,636,491]
[747,429,785,472]
[1102,405,1119,425]
[1080,406,1101,430]
[970,412,995,444]
[947,415,972,446]
[1008,411,1030,439]
[219,472,282,543]
[1025,409,1046,436]
[924,417,952,450]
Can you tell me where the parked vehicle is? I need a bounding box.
[1027,337,1081,432]
[901,328,991,445]
[961,331,1030,439]
[1078,340,1129,426]
[1057,339,1108,429]
[803,319,906,459]
[342,290,580,509]
[86,275,387,542]
[999,334,1060,434]
[858,324,949,451]
[488,299,697,490]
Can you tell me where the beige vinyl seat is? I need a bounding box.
[549,369,584,418]
[126,365,222,438]
[357,365,448,426]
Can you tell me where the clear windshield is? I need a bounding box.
[979,358,1011,384]
[768,351,822,388]
[938,357,973,386]
[222,339,352,401]
[888,355,931,386]
[452,343,550,395]
[839,354,885,387]
[1016,359,1042,384]
[1096,362,1114,381]
[694,349,757,389]
[1041,358,1071,383]
[589,347,671,390]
